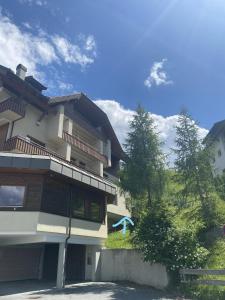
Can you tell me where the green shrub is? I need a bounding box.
[133,208,209,273]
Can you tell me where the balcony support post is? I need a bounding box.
[56,242,67,289]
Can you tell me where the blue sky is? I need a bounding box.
[0,0,224,160]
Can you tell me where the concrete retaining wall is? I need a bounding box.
[100,249,169,289]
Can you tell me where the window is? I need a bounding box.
[79,161,86,170]
[70,157,77,165]
[72,194,85,218]
[0,185,25,207]
[90,199,102,222]
[27,135,45,148]
[71,187,105,223]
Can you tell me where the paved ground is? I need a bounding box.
[0,281,188,300]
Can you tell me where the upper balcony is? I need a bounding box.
[0,98,25,125]
[62,131,107,165]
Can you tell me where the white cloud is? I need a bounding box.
[0,13,56,77]
[0,11,97,81]
[94,100,208,165]
[52,35,96,68]
[22,22,32,29]
[58,81,74,91]
[84,35,96,52]
[18,0,47,6]
[144,58,173,88]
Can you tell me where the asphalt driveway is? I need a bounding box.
[0,281,188,300]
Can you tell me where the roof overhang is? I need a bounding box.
[0,153,117,196]
[0,66,49,111]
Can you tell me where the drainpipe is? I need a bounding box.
[63,185,73,287]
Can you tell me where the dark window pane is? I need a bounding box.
[0,186,25,207]
[72,195,85,218]
[42,178,69,216]
[90,200,101,221]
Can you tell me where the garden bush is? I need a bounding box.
[133,208,209,274]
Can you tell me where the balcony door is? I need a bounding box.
[0,123,9,150]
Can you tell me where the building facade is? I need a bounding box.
[205,120,225,176]
[0,64,130,287]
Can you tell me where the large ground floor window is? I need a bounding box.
[72,188,105,223]
[42,177,106,223]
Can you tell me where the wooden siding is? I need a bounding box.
[0,173,106,223]
[0,124,9,151]
[3,135,65,159]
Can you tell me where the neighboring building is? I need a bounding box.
[0,64,130,287]
[205,120,225,176]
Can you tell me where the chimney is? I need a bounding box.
[16,64,27,80]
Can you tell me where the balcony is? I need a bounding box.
[3,135,65,161]
[62,131,107,164]
[3,135,105,177]
[0,98,25,125]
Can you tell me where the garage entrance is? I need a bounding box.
[66,244,86,282]
[0,245,43,282]
[42,243,86,282]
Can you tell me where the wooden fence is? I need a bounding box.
[180,269,225,286]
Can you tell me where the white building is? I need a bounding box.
[0,64,130,287]
[205,120,225,176]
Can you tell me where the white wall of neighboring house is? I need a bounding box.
[211,136,225,175]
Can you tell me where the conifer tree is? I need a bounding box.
[174,110,216,227]
[120,105,165,216]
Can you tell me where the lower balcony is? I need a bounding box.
[0,98,25,125]
[3,135,106,177]
[3,135,64,160]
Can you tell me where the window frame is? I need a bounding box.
[0,184,27,208]
[71,188,105,223]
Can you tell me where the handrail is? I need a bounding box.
[3,135,65,160]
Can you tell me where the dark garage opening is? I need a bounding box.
[66,244,86,282]
[42,243,59,281]
[42,243,86,282]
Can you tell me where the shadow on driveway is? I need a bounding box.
[0,280,187,300]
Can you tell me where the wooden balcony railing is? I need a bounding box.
[3,136,65,161]
[62,131,107,164]
[0,98,26,118]
[3,135,115,183]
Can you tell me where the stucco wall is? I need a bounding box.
[107,189,130,218]
[0,211,107,239]
[212,137,225,175]
[100,249,169,289]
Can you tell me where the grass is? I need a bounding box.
[105,230,134,249]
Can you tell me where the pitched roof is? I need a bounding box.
[0,63,124,159]
[205,119,225,142]
[0,64,49,111]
